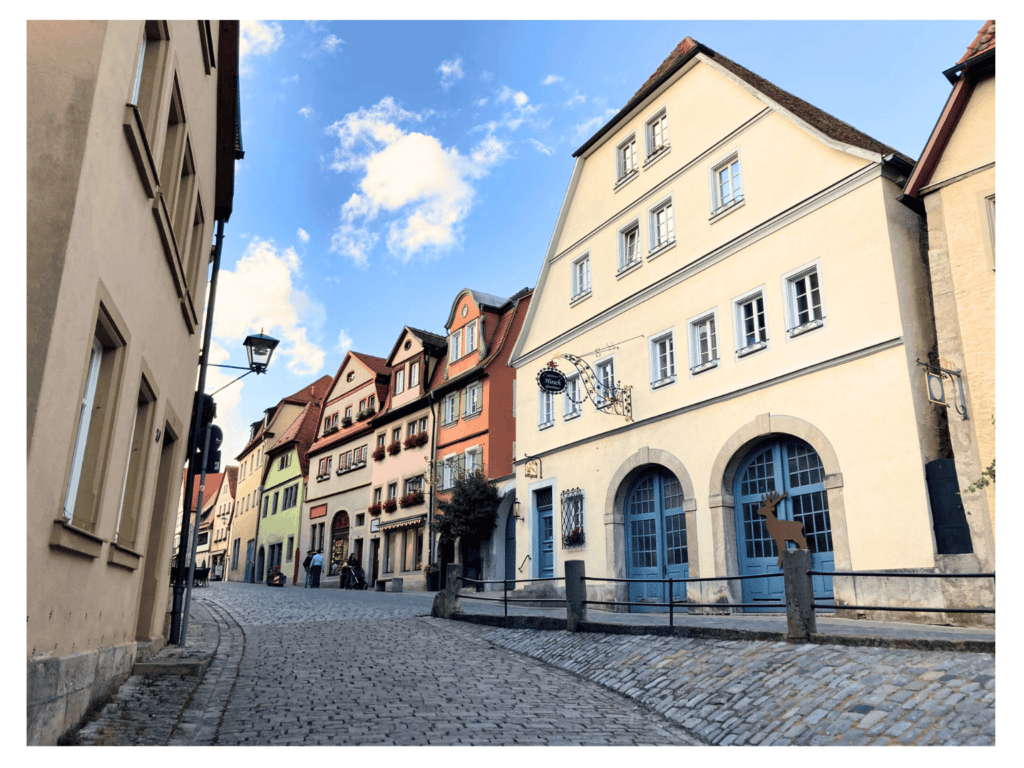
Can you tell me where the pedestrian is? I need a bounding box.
[302,551,313,588]
[310,549,323,588]
[342,553,358,589]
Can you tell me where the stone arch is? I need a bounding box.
[707,414,850,602]
[603,447,700,610]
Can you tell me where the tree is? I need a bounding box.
[432,471,501,546]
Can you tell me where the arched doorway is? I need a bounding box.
[255,546,265,584]
[733,437,834,611]
[624,467,688,612]
[330,511,350,577]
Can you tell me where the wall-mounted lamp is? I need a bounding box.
[513,500,523,520]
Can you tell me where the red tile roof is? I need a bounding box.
[184,471,224,513]
[350,351,390,377]
[268,394,324,481]
[575,36,909,162]
[957,20,995,65]
[234,375,332,460]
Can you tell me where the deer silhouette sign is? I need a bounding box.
[756,491,808,567]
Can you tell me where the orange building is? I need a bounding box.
[431,288,532,587]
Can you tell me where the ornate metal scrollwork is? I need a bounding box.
[557,353,633,423]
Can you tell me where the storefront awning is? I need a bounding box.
[379,515,426,533]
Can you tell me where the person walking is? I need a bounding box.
[302,551,313,588]
[310,550,323,588]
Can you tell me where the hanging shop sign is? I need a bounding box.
[537,367,567,394]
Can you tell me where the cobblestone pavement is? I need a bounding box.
[73,581,995,746]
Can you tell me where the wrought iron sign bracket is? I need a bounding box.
[916,358,968,420]
[558,353,633,423]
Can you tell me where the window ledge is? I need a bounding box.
[462,410,483,422]
[643,144,671,169]
[651,376,676,390]
[538,420,555,431]
[563,411,581,422]
[614,170,639,192]
[647,239,676,262]
[151,193,188,305]
[709,197,745,223]
[50,519,105,559]
[108,542,143,571]
[690,359,719,375]
[616,259,643,280]
[737,341,768,358]
[788,318,824,338]
[570,290,592,307]
[122,104,159,199]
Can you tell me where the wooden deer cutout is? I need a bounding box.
[757,491,808,567]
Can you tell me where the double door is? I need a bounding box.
[625,468,689,612]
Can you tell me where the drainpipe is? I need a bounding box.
[427,389,437,567]
[169,215,226,645]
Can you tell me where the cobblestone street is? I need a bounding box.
[74,581,994,746]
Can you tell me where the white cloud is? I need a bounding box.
[306,20,327,33]
[479,71,494,82]
[574,108,617,141]
[325,97,506,265]
[297,228,310,243]
[239,21,283,75]
[321,34,344,52]
[566,91,586,107]
[299,106,314,119]
[475,97,489,107]
[336,329,353,355]
[281,74,299,85]
[438,58,465,89]
[494,86,540,131]
[213,237,326,377]
[542,74,564,86]
[528,138,556,156]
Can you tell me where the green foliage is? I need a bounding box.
[432,471,501,546]
[961,459,995,494]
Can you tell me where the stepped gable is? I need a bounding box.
[957,20,995,65]
[575,36,910,163]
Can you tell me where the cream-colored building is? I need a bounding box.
[227,377,331,582]
[510,37,976,623]
[208,465,237,579]
[900,21,995,572]
[27,21,241,744]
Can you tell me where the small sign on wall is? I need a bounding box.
[370,517,380,533]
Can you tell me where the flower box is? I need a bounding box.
[398,490,424,508]
[371,446,386,462]
[368,502,382,516]
[387,440,402,456]
[357,407,375,420]
[382,498,398,513]
[563,527,585,547]
[323,425,339,436]
[403,431,429,449]
[341,416,353,428]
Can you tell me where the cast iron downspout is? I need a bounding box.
[427,388,437,567]
[169,215,226,645]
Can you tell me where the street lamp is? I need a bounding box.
[244,331,279,374]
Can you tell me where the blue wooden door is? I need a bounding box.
[504,503,516,589]
[625,469,689,612]
[734,439,834,612]
[244,540,255,582]
[536,488,554,578]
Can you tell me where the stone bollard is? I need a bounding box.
[565,560,587,632]
[783,548,816,640]
[431,563,463,619]
[390,578,403,593]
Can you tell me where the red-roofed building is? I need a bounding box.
[172,470,225,571]
[301,351,391,585]
[899,21,995,583]
[433,287,532,588]
[208,465,238,579]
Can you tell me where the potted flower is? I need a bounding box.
[565,527,585,547]
[423,562,440,592]
[368,502,382,515]
[382,498,398,513]
[371,446,386,462]
[399,490,424,508]
[387,440,402,455]
[341,415,353,428]
[403,431,429,449]
[357,407,375,420]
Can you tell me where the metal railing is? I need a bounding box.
[807,569,995,614]
[458,576,565,621]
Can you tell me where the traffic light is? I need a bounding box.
[191,394,219,474]
[203,425,223,474]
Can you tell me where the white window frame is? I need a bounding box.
[394,368,405,394]
[649,329,677,389]
[464,446,480,477]
[440,454,457,490]
[709,150,744,218]
[442,392,459,425]
[644,108,670,162]
[464,382,483,417]
[688,308,720,374]
[615,133,638,186]
[563,373,581,421]
[538,389,555,430]
[594,355,615,407]
[64,337,104,521]
[410,361,420,388]
[733,287,769,357]
[617,220,642,275]
[782,261,826,339]
[571,253,591,302]
[647,195,675,258]
[448,330,462,362]
[465,321,477,354]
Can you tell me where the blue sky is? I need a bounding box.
[207,19,986,459]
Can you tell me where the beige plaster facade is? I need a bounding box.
[510,38,973,625]
[27,21,240,743]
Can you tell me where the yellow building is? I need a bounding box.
[900,21,995,571]
[27,21,240,744]
[510,37,976,623]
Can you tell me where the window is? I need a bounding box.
[317,523,325,552]
[63,306,127,530]
[271,491,279,515]
[561,488,585,548]
[711,153,743,215]
[231,539,241,570]
[278,454,290,470]
[358,398,366,411]
[405,476,423,494]
[367,395,375,410]
[377,433,386,448]
[571,254,591,300]
[688,311,719,373]
[464,383,483,417]
[197,532,209,547]
[440,457,456,490]
[595,358,615,407]
[392,427,402,444]
[649,198,675,255]
[115,378,157,549]
[407,421,418,438]
[539,389,555,429]
[373,487,382,505]
[616,134,638,184]
[649,331,676,388]
[646,109,669,159]
[618,222,641,273]
[129,21,169,142]
[735,290,768,356]
[344,406,353,419]
[283,484,298,509]
[443,393,459,425]
[563,374,581,420]
[394,369,405,394]
[449,330,462,362]
[262,496,269,518]
[410,361,420,388]
[355,513,365,527]
[465,448,480,477]
[286,535,294,562]
[785,265,825,337]
[387,483,398,500]
[466,322,477,354]
[418,417,428,433]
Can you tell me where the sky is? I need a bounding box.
[206,18,988,462]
